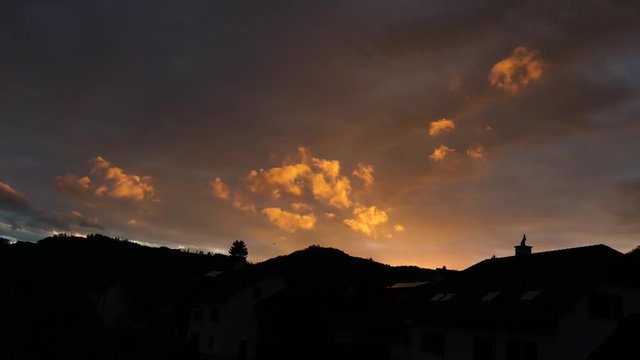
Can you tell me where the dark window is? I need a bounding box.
[474,336,496,360]
[238,339,247,359]
[252,286,262,300]
[189,332,200,348]
[207,336,214,350]
[506,339,538,360]
[588,293,623,320]
[193,306,203,322]
[210,307,219,322]
[420,330,445,356]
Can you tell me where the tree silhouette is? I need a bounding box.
[229,240,248,261]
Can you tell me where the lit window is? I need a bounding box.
[520,290,541,301]
[482,291,500,301]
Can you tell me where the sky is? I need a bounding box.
[1,0,640,269]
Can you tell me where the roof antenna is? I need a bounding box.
[521,234,527,246]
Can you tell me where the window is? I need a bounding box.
[588,293,623,320]
[420,330,445,356]
[520,290,541,301]
[193,306,203,322]
[481,291,500,301]
[431,293,455,301]
[440,293,455,301]
[474,336,496,360]
[506,339,538,360]
[252,286,262,300]
[210,307,219,323]
[189,332,200,348]
[207,336,214,350]
[238,339,247,359]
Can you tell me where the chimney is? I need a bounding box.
[515,234,532,256]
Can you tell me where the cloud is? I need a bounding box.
[309,172,352,209]
[210,177,230,199]
[262,207,316,233]
[55,156,155,203]
[0,182,103,233]
[343,205,389,236]
[243,147,353,209]
[466,146,485,159]
[489,46,545,93]
[291,202,312,212]
[212,147,392,236]
[353,163,374,187]
[247,164,312,198]
[429,145,455,162]
[0,182,30,211]
[232,196,257,213]
[429,119,456,136]
[394,224,405,232]
[91,157,155,201]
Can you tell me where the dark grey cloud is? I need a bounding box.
[0,182,104,234]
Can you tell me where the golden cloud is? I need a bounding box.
[466,146,485,159]
[352,163,374,187]
[55,157,155,203]
[90,157,155,201]
[247,163,311,198]
[210,177,230,199]
[291,202,312,212]
[429,119,456,136]
[262,207,316,233]
[343,205,388,236]
[212,147,395,236]
[429,145,455,162]
[310,172,352,209]
[489,46,545,93]
[394,224,405,232]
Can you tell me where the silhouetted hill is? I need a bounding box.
[0,234,232,360]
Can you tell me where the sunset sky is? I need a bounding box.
[2,0,640,269]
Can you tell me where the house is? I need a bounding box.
[392,237,640,360]
[187,270,287,360]
[186,246,435,360]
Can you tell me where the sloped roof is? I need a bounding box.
[402,244,627,330]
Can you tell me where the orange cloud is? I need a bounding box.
[343,205,389,236]
[429,119,456,136]
[54,175,91,197]
[247,163,311,198]
[394,224,405,232]
[262,207,316,232]
[90,157,155,201]
[214,147,396,235]
[466,146,485,159]
[291,202,312,212]
[210,177,230,199]
[353,163,374,187]
[489,46,545,93]
[429,145,455,162]
[55,157,155,203]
